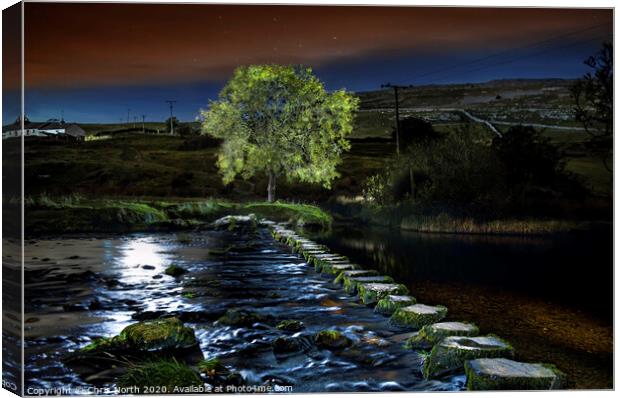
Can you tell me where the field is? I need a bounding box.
[4,78,611,206]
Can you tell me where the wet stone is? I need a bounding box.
[314,330,352,350]
[464,358,567,390]
[424,335,514,379]
[343,276,395,295]
[374,295,417,315]
[358,283,409,305]
[276,319,305,332]
[405,322,479,350]
[321,262,357,275]
[334,269,380,284]
[390,304,447,329]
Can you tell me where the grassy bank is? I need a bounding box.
[332,203,590,235]
[22,195,332,235]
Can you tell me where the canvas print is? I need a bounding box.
[1,1,614,395]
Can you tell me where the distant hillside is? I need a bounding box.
[355,78,576,110]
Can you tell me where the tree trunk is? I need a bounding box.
[267,172,276,202]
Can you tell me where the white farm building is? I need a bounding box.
[2,117,85,140]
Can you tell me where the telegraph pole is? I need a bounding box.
[165,100,177,135]
[141,115,146,134]
[127,109,131,125]
[381,83,412,156]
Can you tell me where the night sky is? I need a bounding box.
[4,3,613,123]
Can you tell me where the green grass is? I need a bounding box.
[22,195,332,234]
[400,213,583,235]
[117,359,203,390]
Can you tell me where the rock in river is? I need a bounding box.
[343,276,395,295]
[464,358,567,390]
[333,269,379,284]
[405,321,479,349]
[374,295,417,315]
[314,329,352,350]
[358,283,409,305]
[423,335,514,379]
[390,304,447,329]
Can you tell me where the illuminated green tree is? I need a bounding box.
[200,65,359,201]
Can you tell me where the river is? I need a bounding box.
[308,223,613,389]
[20,226,464,393]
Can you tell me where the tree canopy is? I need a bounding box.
[200,65,359,201]
[571,42,613,172]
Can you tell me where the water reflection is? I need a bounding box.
[310,224,613,318]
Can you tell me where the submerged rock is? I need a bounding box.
[217,309,271,328]
[390,304,447,329]
[464,358,567,390]
[343,276,395,295]
[314,329,352,350]
[165,264,187,277]
[374,295,417,315]
[357,283,409,305]
[276,319,305,332]
[423,335,514,379]
[405,322,479,350]
[334,269,379,284]
[272,336,305,356]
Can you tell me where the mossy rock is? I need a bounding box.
[272,336,304,356]
[117,359,203,391]
[198,357,230,381]
[334,269,379,284]
[321,262,357,275]
[314,329,352,350]
[390,304,447,329]
[465,358,567,390]
[165,265,187,277]
[276,319,305,332]
[312,255,348,272]
[375,295,417,315]
[217,309,270,328]
[358,283,409,305]
[423,335,514,379]
[120,317,198,351]
[343,276,395,295]
[405,322,479,350]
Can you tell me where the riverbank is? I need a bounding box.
[15,196,331,236]
[328,201,609,235]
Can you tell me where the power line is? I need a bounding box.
[425,34,609,85]
[406,23,610,85]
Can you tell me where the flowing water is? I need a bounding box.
[21,227,463,394]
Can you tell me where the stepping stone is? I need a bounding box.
[343,275,395,294]
[423,335,514,379]
[405,322,479,349]
[374,295,417,315]
[321,262,357,275]
[465,358,566,390]
[358,283,409,305]
[390,304,447,329]
[334,269,379,284]
[313,256,348,272]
